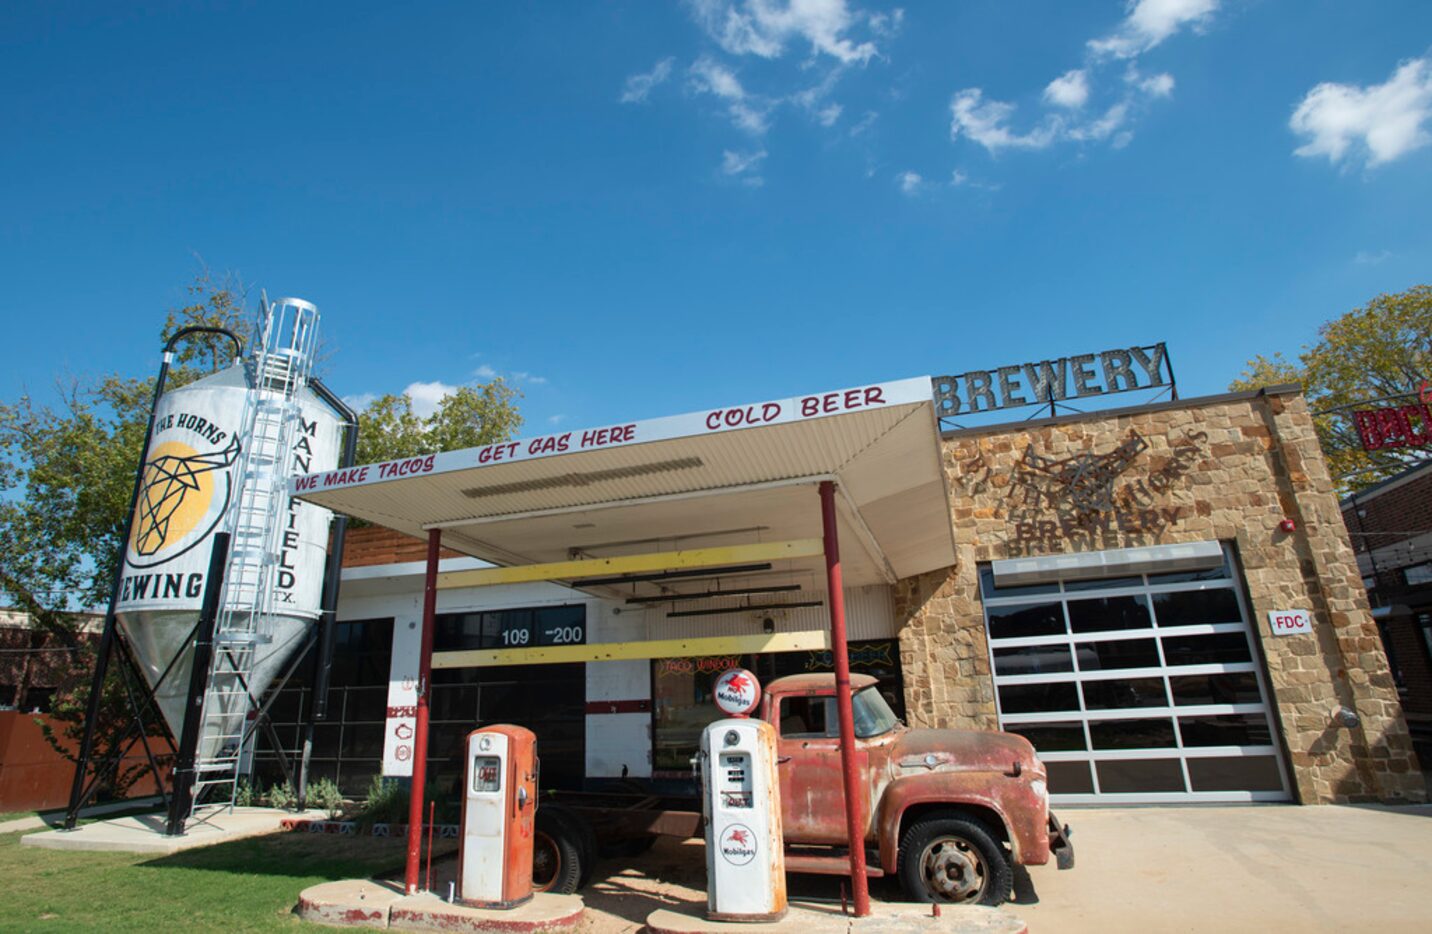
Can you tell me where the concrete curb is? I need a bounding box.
[645,904,1026,934]
[296,880,584,932]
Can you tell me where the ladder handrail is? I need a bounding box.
[191,297,321,815]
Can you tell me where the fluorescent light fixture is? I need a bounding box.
[625,584,802,605]
[666,600,823,619]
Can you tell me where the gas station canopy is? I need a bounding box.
[292,376,956,595]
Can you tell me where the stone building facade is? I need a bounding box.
[896,385,1425,805]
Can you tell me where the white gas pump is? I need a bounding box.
[458,725,537,909]
[699,669,786,923]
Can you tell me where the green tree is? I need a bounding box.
[1231,285,1432,492]
[354,380,523,464]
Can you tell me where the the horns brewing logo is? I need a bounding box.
[130,436,240,562]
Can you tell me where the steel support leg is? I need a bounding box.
[404,528,441,893]
[820,480,870,917]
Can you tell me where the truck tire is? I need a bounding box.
[533,807,587,894]
[896,813,1012,907]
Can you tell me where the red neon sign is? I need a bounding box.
[1353,403,1432,451]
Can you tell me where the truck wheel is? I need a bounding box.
[533,808,585,894]
[897,814,1012,907]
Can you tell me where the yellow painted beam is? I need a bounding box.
[435,538,824,590]
[431,630,831,669]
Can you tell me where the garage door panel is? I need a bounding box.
[984,543,1291,803]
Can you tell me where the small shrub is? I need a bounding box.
[234,778,256,807]
[359,775,407,828]
[267,781,296,810]
[309,777,345,820]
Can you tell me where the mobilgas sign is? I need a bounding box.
[933,344,1172,417]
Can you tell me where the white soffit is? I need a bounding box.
[292,377,956,586]
[992,540,1225,586]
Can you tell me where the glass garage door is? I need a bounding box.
[982,547,1291,803]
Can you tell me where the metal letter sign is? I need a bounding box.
[1353,403,1432,452]
[932,343,1175,425]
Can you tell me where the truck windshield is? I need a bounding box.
[852,686,901,738]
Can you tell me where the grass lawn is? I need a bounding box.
[0,827,426,932]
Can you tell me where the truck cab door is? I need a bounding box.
[774,694,865,845]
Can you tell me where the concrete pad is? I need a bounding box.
[297,879,402,929]
[646,903,1025,934]
[19,805,327,854]
[389,892,584,932]
[0,795,164,836]
[1005,804,1432,934]
[294,881,584,932]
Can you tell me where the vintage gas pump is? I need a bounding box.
[699,668,786,922]
[458,724,538,909]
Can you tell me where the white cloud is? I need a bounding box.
[1291,57,1432,167]
[511,371,548,385]
[815,103,843,126]
[690,57,771,134]
[949,169,1001,191]
[621,57,675,103]
[473,364,499,379]
[1068,102,1129,141]
[547,414,568,425]
[1089,0,1219,59]
[951,9,1200,161]
[722,148,768,174]
[1354,249,1393,265]
[868,7,904,38]
[1044,69,1090,109]
[897,170,923,194]
[1135,70,1175,97]
[403,381,458,419]
[342,392,377,411]
[849,109,878,135]
[691,0,879,65]
[949,89,1059,152]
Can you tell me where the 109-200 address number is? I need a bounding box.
[500,626,584,647]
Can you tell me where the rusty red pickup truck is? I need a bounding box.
[538,672,1073,906]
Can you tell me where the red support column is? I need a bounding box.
[404,528,442,894]
[819,480,871,917]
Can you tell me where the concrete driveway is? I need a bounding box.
[571,804,1432,932]
[1011,804,1432,933]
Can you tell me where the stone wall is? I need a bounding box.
[896,387,1425,804]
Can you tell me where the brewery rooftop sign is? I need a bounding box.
[933,343,1174,420]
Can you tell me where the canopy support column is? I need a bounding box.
[404,528,441,894]
[819,480,870,918]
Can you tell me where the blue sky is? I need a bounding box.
[2,1,1430,435]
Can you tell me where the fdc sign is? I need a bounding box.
[1268,609,1313,637]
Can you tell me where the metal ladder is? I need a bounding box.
[190,297,320,811]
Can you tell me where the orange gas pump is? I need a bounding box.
[458,724,538,909]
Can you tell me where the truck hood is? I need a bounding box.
[890,728,1043,776]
